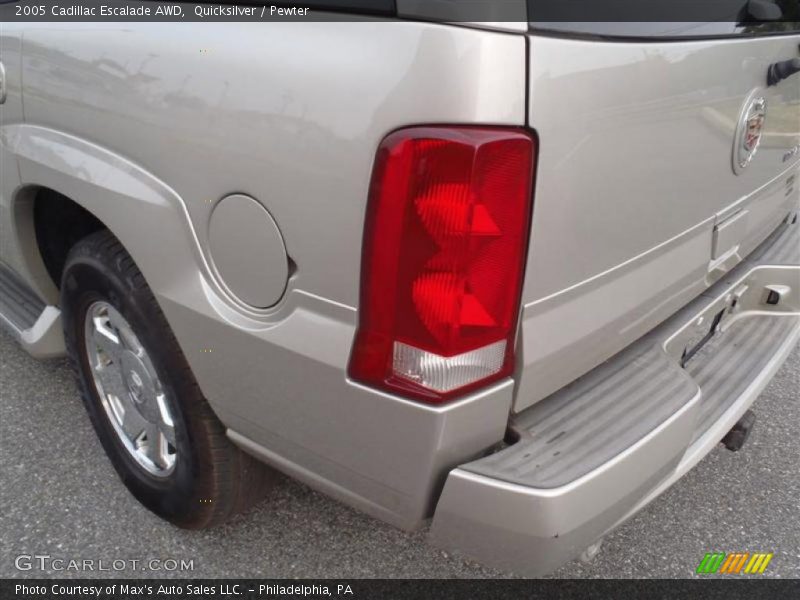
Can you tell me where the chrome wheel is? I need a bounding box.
[84,301,177,477]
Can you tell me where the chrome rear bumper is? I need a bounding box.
[431,219,800,576]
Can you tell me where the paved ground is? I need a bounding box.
[1,327,798,579]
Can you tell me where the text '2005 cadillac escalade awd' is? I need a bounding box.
[0,0,799,576]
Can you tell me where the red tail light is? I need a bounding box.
[348,126,536,404]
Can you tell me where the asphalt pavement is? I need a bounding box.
[1,327,798,579]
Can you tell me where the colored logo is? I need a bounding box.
[696,552,773,575]
[733,94,767,174]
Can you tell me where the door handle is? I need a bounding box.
[0,61,6,104]
[767,57,800,87]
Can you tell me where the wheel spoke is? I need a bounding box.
[159,424,176,447]
[113,317,144,357]
[142,423,160,465]
[94,365,129,406]
[94,367,144,439]
[142,423,172,469]
[92,315,124,364]
[120,401,149,441]
[155,394,176,445]
[156,430,173,468]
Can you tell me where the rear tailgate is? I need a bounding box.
[517,28,800,411]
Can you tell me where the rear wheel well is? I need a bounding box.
[33,188,105,289]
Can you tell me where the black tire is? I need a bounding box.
[61,229,274,528]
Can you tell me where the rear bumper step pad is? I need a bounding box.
[431,218,800,576]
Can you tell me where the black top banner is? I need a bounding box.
[1,0,800,26]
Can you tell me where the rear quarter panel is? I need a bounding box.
[12,21,527,527]
[18,21,525,309]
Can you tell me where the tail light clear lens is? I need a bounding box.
[348,126,536,404]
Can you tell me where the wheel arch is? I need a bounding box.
[9,124,208,311]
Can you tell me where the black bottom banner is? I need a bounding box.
[3,579,800,600]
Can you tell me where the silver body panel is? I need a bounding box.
[0,20,798,573]
[517,34,800,411]
[0,21,525,530]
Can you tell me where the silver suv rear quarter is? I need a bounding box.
[0,6,798,576]
[431,18,800,574]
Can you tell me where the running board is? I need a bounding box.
[0,263,65,357]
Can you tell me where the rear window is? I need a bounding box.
[529,0,800,38]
